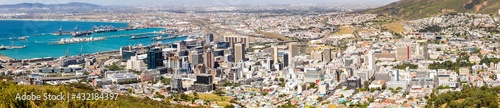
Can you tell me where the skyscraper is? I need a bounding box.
[204,48,215,69]
[234,43,245,62]
[224,36,249,48]
[323,48,331,63]
[283,53,289,67]
[206,33,214,43]
[273,46,279,64]
[288,42,298,58]
[189,50,203,65]
[146,47,164,69]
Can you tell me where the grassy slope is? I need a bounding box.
[364,0,500,19]
[0,82,198,108]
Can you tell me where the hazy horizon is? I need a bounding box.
[0,0,399,6]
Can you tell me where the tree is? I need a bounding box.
[180,93,189,101]
[279,78,285,82]
[214,90,226,96]
[225,104,235,108]
[308,83,316,89]
[316,97,323,102]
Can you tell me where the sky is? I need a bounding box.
[0,0,399,6]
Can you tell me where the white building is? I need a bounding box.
[106,72,140,84]
[126,56,145,71]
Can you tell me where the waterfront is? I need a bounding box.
[0,20,185,59]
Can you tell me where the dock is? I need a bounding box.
[0,45,26,50]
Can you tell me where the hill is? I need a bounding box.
[364,0,500,19]
[0,2,101,9]
[0,82,199,108]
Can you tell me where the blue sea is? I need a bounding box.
[0,20,186,59]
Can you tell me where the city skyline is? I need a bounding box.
[0,0,399,6]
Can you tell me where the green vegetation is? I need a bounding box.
[428,61,473,73]
[105,64,124,71]
[426,85,500,108]
[213,90,226,96]
[480,57,500,65]
[0,82,197,108]
[394,63,418,70]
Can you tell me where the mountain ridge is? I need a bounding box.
[363,0,500,19]
[0,2,101,8]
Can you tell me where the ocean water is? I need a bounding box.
[0,20,186,59]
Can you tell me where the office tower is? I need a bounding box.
[368,50,376,72]
[122,50,136,62]
[204,48,215,69]
[234,43,245,62]
[288,42,298,58]
[126,56,145,70]
[396,46,410,61]
[283,53,289,67]
[323,48,331,63]
[189,50,203,65]
[147,47,164,69]
[120,46,136,62]
[206,33,214,43]
[224,36,249,48]
[273,46,279,64]
[312,50,323,61]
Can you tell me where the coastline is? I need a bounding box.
[0,18,130,24]
[0,54,12,62]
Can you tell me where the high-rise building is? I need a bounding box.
[126,56,145,71]
[288,42,299,59]
[121,50,136,62]
[283,53,289,67]
[312,51,323,61]
[147,47,164,69]
[204,48,215,69]
[234,43,245,62]
[323,48,331,63]
[273,46,279,64]
[189,50,203,65]
[396,46,411,61]
[206,33,214,43]
[368,50,376,72]
[120,46,136,62]
[224,36,249,48]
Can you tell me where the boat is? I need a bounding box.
[18,36,28,40]
[167,35,176,39]
[35,33,47,36]
[125,27,137,31]
[72,32,92,37]
[152,36,165,41]
[131,35,149,39]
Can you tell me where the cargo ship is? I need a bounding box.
[93,25,118,33]
[72,32,92,37]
